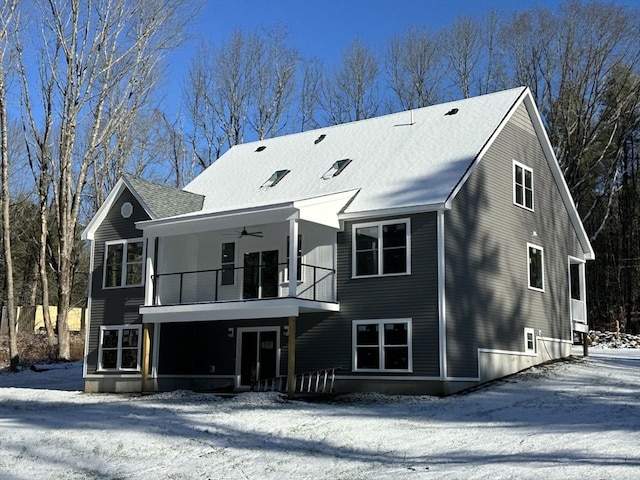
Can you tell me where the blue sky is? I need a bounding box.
[191,0,562,63]
[162,0,639,111]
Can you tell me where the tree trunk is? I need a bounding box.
[0,40,18,370]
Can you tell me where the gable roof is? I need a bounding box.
[81,175,204,240]
[184,87,527,216]
[123,175,204,219]
[178,86,592,259]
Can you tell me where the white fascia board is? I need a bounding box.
[338,202,447,222]
[81,176,154,240]
[294,189,360,229]
[82,178,127,240]
[444,87,527,209]
[138,190,360,236]
[140,298,339,323]
[522,94,595,261]
[137,202,298,237]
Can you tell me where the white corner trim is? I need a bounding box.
[437,209,447,380]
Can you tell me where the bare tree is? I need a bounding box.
[248,28,298,139]
[184,32,257,169]
[322,39,381,124]
[16,0,196,360]
[502,0,640,241]
[443,16,481,99]
[0,0,19,369]
[386,27,443,109]
[296,58,323,131]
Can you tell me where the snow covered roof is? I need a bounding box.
[184,87,527,216]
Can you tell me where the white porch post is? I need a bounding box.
[144,236,157,306]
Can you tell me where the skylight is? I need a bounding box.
[314,134,326,144]
[255,145,267,152]
[261,169,290,188]
[321,159,352,180]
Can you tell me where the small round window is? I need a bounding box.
[120,202,133,218]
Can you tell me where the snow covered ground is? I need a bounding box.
[1,347,639,479]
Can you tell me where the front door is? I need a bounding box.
[243,250,279,299]
[238,329,278,387]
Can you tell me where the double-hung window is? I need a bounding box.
[98,325,142,371]
[353,319,412,372]
[353,219,410,277]
[104,239,145,288]
[513,161,534,210]
[527,243,544,291]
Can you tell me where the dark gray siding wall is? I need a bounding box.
[445,102,586,377]
[86,189,149,373]
[296,212,440,377]
[156,212,440,379]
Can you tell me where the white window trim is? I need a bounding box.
[527,243,545,292]
[103,238,146,289]
[524,327,536,354]
[352,318,413,373]
[97,325,142,372]
[513,160,534,211]
[352,218,411,278]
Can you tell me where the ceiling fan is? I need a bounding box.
[225,227,263,238]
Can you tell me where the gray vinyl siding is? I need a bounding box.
[295,212,440,377]
[445,102,586,378]
[86,189,149,373]
[154,212,440,379]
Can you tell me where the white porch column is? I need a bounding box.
[288,219,298,298]
[144,236,157,306]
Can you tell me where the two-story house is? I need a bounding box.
[81,87,594,395]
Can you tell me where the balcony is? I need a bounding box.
[140,262,338,323]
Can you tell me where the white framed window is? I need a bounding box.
[103,238,145,288]
[352,319,412,372]
[527,243,544,292]
[352,219,411,278]
[524,327,536,354]
[98,325,142,371]
[513,161,534,210]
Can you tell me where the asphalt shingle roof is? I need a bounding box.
[184,87,527,215]
[124,175,204,219]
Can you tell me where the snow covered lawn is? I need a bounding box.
[1,348,639,479]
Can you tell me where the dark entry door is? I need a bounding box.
[239,330,278,386]
[243,250,279,299]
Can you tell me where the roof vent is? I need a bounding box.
[444,108,459,116]
[255,145,267,152]
[314,134,326,145]
[321,159,352,180]
[261,169,290,188]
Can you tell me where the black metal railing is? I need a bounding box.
[151,262,335,305]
